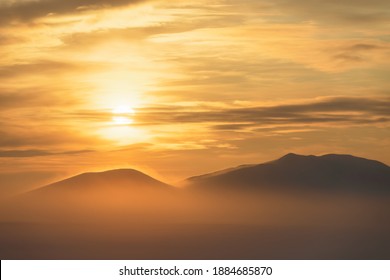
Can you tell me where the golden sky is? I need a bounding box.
[0,0,389,193]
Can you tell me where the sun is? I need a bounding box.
[112,116,134,125]
[97,104,147,145]
[112,105,135,115]
[111,105,135,125]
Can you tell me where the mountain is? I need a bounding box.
[187,153,390,192]
[9,168,177,221]
[28,168,174,198]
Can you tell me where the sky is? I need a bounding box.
[0,0,389,194]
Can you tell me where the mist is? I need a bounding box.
[1,184,389,259]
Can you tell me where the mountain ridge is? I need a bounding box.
[187,153,390,192]
[25,153,390,196]
[29,168,174,196]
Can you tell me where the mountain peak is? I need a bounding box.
[277,153,316,162]
[81,168,151,178]
[282,152,300,158]
[279,153,303,159]
[30,168,173,196]
[188,153,390,192]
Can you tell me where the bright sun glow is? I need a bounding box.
[97,104,148,145]
[111,105,135,125]
[112,105,135,115]
[112,116,134,125]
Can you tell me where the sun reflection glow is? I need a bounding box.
[96,104,148,145]
[112,106,135,115]
[111,105,135,125]
[112,116,134,125]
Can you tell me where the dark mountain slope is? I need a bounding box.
[187,153,390,192]
[31,168,173,195]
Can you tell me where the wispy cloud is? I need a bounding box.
[0,0,148,25]
[0,149,93,158]
[0,0,389,178]
[270,0,390,26]
[133,97,390,130]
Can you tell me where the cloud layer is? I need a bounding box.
[0,0,147,25]
[0,0,389,183]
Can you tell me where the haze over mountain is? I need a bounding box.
[20,153,390,197]
[7,169,177,224]
[1,153,390,259]
[31,168,173,196]
[187,153,390,192]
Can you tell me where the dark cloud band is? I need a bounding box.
[133,96,390,130]
[0,0,146,25]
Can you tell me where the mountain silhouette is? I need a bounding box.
[187,153,390,192]
[29,168,173,198]
[11,169,178,222]
[2,155,390,260]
